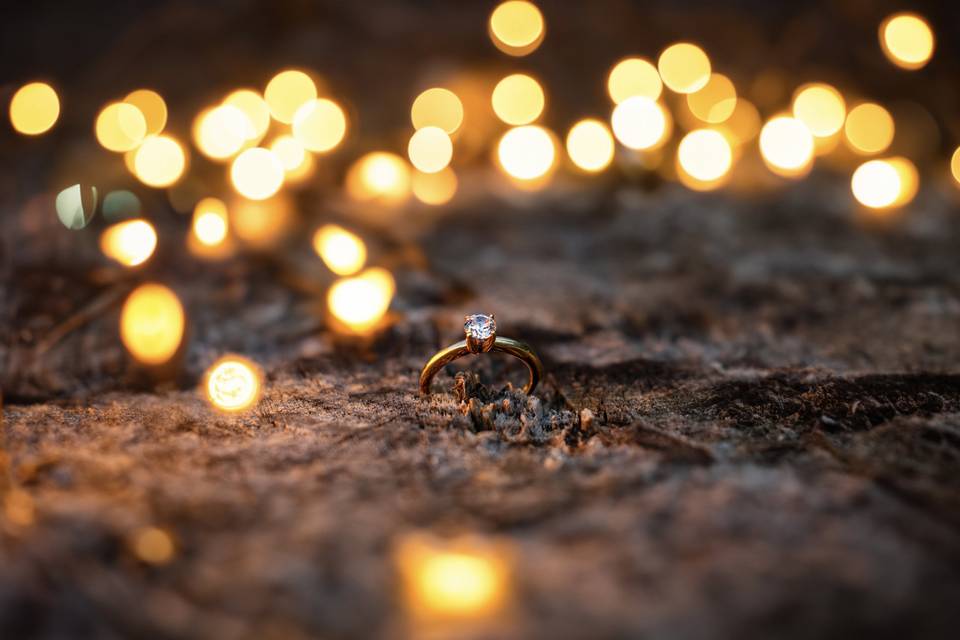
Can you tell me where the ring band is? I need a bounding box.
[419,314,544,395]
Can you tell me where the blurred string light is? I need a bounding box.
[133,135,187,187]
[102,190,141,221]
[327,267,395,334]
[264,69,317,123]
[607,57,662,104]
[758,116,814,177]
[491,73,545,125]
[566,118,614,173]
[193,105,254,160]
[313,224,367,276]
[120,283,185,365]
[100,219,157,267]
[497,125,556,181]
[96,102,147,152]
[412,168,458,205]
[792,83,845,137]
[131,527,175,565]
[718,99,761,146]
[270,135,308,173]
[879,13,934,70]
[610,96,671,151]
[408,126,453,173]
[9,82,60,135]
[851,157,917,209]
[230,195,293,249]
[293,98,347,153]
[658,43,711,94]
[676,129,733,190]
[346,152,411,204]
[231,147,284,200]
[203,355,262,413]
[124,89,167,135]
[686,74,737,124]
[411,88,464,134]
[396,533,511,623]
[191,197,229,247]
[224,89,271,143]
[951,147,960,187]
[488,1,545,57]
[843,103,894,155]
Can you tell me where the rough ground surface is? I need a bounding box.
[3,176,960,639]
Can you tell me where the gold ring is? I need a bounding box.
[419,314,544,395]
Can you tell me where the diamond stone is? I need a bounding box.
[464,314,496,340]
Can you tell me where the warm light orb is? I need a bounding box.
[120,283,185,365]
[124,89,167,135]
[489,1,545,56]
[677,129,733,188]
[133,135,187,187]
[607,57,662,104]
[719,99,761,146]
[566,119,614,173]
[844,103,894,155]
[407,126,453,174]
[270,135,308,172]
[687,74,737,124]
[230,195,293,249]
[293,98,347,153]
[758,116,814,177]
[264,69,317,123]
[346,152,412,204]
[951,147,960,187]
[131,527,175,565]
[412,168,458,205]
[851,159,901,209]
[327,268,395,333]
[887,157,919,207]
[792,83,846,137]
[194,105,254,160]
[230,147,285,200]
[96,102,147,152]
[497,125,556,181]
[411,88,464,134]
[100,219,157,267]
[491,74,545,126]
[204,355,262,413]
[192,197,229,247]
[658,43,711,94]
[611,96,671,150]
[9,82,60,135]
[313,224,367,276]
[880,13,934,70]
[224,89,271,142]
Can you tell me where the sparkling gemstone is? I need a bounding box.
[464,314,496,340]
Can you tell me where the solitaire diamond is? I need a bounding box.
[464,314,496,340]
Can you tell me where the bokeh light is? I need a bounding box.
[270,135,308,172]
[124,89,167,135]
[204,355,262,413]
[131,527,175,565]
[677,129,733,189]
[230,195,293,249]
[497,125,556,181]
[718,99,761,146]
[100,219,157,267]
[880,13,934,70]
[327,267,395,334]
[194,105,253,160]
[851,159,901,209]
[488,1,545,57]
[96,102,147,152]
[345,152,411,204]
[133,135,186,188]
[491,74,545,125]
[887,157,919,207]
[658,43,711,94]
[411,88,464,134]
[566,118,614,173]
[224,89,271,142]
[192,197,229,247]
[120,283,185,365]
[293,98,347,153]
[408,126,453,174]
[412,168,458,205]
[313,224,367,276]
[264,69,317,123]
[55,184,97,230]
[687,74,737,124]
[611,96,671,151]
[9,82,59,135]
[607,57,662,104]
[231,147,285,200]
[951,147,960,187]
[792,83,846,137]
[843,103,894,155]
[758,116,814,177]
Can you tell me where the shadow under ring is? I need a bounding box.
[418,336,544,395]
